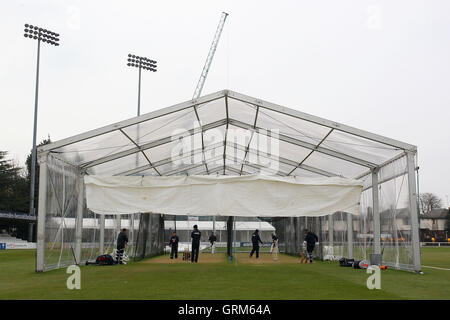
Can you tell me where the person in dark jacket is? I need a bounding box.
[249,229,264,258]
[116,228,128,264]
[208,232,217,254]
[304,229,319,263]
[191,225,201,263]
[169,231,179,259]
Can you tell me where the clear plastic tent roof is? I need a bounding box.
[38,90,416,179]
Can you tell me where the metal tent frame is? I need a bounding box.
[36,89,421,272]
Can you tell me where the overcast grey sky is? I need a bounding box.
[1,0,449,205]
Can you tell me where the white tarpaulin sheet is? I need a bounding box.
[84,175,363,217]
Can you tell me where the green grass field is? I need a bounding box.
[0,247,449,300]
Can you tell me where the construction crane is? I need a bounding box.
[192,12,228,99]
[187,12,228,234]
[190,11,229,175]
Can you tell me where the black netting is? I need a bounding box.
[134,213,165,261]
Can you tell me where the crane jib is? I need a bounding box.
[192,12,229,100]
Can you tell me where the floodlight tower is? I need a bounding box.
[24,24,60,221]
[126,54,157,117]
[126,55,157,243]
[126,54,157,168]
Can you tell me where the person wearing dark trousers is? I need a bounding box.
[250,229,264,258]
[116,228,128,264]
[169,231,179,259]
[304,229,319,263]
[208,232,217,253]
[191,225,201,263]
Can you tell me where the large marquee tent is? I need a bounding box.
[35,90,421,272]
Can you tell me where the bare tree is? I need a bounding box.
[419,193,443,214]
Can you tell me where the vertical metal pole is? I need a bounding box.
[29,35,41,217]
[36,153,47,272]
[135,63,141,171]
[130,214,134,249]
[148,214,153,256]
[227,216,233,260]
[407,151,422,272]
[298,218,302,255]
[115,214,121,256]
[318,217,323,260]
[116,214,121,231]
[292,217,296,254]
[159,214,164,255]
[75,174,84,265]
[372,168,381,254]
[28,223,34,242]
[347,213,353,259]
[415,151,421,230]
[137,63,142,116]
[99,214,105,255]
[393,206,399,267]
[329,213,334,257]
[233,217,237,266]
[133,214,143,260]
[141,214,147,259]
[134,64,142,239]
